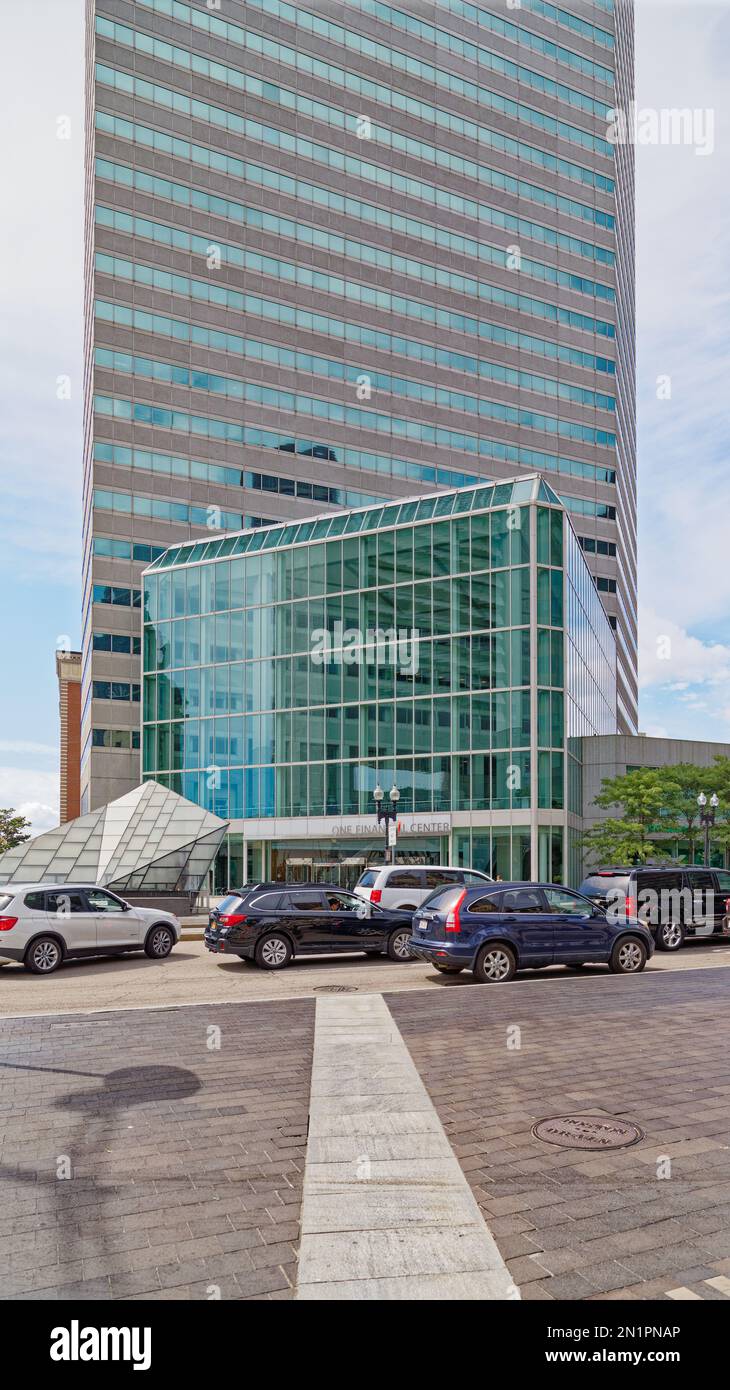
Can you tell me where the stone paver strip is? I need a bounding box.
[389,966,730,1300]
[297,993,516,1300]
[0,999,314,1300]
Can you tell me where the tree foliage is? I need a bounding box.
[0,809,32,856]
[581,765,730,867]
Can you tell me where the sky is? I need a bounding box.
[0,0,729,833]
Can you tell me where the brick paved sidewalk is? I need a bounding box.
[0,999,313,1300]
[390,967,730,1301]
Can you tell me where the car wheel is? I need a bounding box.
[433,963,464,974]
[609,936,647,974]
[655,921,684,952]
[255,933,292,970]
[473,943,517,984]
[387,928,413,961]
[144,925,174,959]
[25,937,63,975]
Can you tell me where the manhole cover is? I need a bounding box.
[532,1115,644,1150]
[313,984,358,994]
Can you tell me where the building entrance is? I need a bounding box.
[270,838,446,889]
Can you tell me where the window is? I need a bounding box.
[467,895,500,914]
[248,892,282,910]
[499,888,545,913]
[24,892,45,911]
[385,870,424,888]
[543,888,593,916]
[715,872,730,894]
[425,869,462,888]
[357,870,378,887]
[287,892,324,912]
[423,885,464,910]
[463,871,490,885]
[323,891,362,912]
[86,889,126,912]
[46,892,87,915]
[218,894,246,915]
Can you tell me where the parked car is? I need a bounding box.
[408,881,654,982]
[205,882,414,969]
[354,864,492,913]
[0,883,181,975]
[579,865,730,951]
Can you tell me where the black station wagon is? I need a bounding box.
[205,882,414,969]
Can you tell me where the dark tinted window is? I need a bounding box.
[357,870,378,887]
[422,885,464,911]
[248,893,282,911]
[715,871,730,894]
[386,870,425,888]
[425,869,462,888]
[0,893,12,912]
[467,894,500,914]
[500,888,545,913]
[579,874,629,900]
[46,892,87,915]
[217,894,246,914]
[24,892,45,911]
[288,892,325,912]
[636,872,683,896]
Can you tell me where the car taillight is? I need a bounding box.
[0,917,18,931]
[445,890,467,933]
[625,895,636,918]
[218,913,247,926]
[370,889,382,904]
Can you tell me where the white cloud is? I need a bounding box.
[0,741,58,757]
[15,802,59,836]
[639,607,730,689]
[636,1,730,663]
[0,768,59,835]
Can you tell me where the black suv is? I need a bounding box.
[205,882,414,969]
[579,865,730,952]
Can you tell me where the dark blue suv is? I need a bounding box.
[408,881,654,983]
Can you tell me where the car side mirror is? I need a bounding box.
[122,902,131,912]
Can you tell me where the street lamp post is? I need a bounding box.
[697,792,719,868]
[374,783,400,864]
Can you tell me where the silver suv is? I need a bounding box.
[0,883,181,975]
[354,864,492,913]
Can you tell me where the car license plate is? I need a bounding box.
[416,919,427,930]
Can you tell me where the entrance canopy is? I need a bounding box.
[0,781,228,893]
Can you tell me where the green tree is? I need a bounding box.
[0,808,31,855]
[658,762,726,861]
[580,817,660,867]
[580,768,674,867]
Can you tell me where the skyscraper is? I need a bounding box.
[82,0,636,813]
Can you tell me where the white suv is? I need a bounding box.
[354,865,493,913]
[0,883,181,975]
